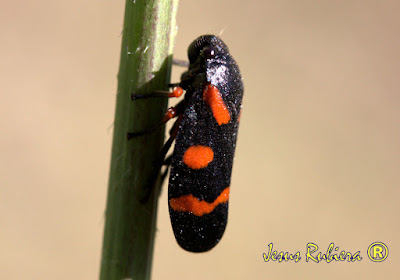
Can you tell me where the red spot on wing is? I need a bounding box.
[170,187,230,216]
[183,145,214,169]
[203,84,231,125]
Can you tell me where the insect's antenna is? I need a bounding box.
[218,26,229,37]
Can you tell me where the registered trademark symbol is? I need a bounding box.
[367,242,388,262]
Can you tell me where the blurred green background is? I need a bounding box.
[1,0,399,279]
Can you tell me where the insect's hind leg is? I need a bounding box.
[140,115,183,203]
[159,155,172,188]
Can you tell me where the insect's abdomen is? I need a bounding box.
[168,83,240,252]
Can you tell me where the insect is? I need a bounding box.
[129,35,243,252]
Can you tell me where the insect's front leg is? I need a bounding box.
[131,86,184,100]
[172,58,189,68]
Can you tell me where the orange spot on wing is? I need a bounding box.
[203,84,231,125]
[170,187,230,216]
[183,145,214,169]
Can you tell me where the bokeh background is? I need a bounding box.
[1,0,399,279]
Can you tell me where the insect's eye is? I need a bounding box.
[201,46,216,59]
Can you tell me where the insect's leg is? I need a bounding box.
[131,86,184,100]
[140,115,183,203]
[159,155,172,190]
[163,155,172,166]
[172,58,189,68]
[152,114,182,174]
[127,108,177,139]
[127,100,185,139]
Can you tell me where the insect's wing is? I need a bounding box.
[168,81,242,252]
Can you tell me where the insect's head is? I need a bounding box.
[187,35,229,65]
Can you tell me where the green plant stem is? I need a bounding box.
[100,1,179,279]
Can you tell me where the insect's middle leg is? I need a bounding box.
[127,100,185,139]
